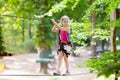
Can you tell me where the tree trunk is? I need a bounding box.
[110,27,117,52]
[28,19,32,39]
[110,10,117,80]
[90,0,96,57]
[22,19,25,41]
[100,12,105,52]
[101,40,105,52]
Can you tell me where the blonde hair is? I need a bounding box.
[60,15,70,23]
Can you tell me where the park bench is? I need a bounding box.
[36,58,54,63]
[36,47,56,74]
[36,55,55,74]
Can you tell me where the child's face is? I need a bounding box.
[62,18,69,27]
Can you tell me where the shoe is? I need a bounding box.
[57,70,61,74]
[65,71,70,75]
[53,70,61,76]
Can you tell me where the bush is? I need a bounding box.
[21,39,36,53]
[85,50,120,79]
[5,39,36,54]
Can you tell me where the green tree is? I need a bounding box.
[84,0,120,80]
[0,0,6,52]
[0,0,57,53]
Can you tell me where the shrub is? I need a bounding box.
[85,50,120,78]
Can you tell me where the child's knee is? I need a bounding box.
[64,55,68,61]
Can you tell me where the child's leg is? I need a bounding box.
[57,51,64,72]
[64,54,70,73]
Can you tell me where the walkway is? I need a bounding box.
[0,48,97,80]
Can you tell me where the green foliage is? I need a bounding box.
[0,26,5,52]
[95,75,115,80]
[21,39,35,53]
[42,0,112,47]
[70,22,92,46]
[0,0,59,53]
[0,16,5,52]
[1,15,36,53]
[93,28,110,40]
[83,0,120,27]
[70,22,110,46]
[40,0,89,22]
[40,47,52,58]
[41,0,67,17]
[85,51,120,78]
[116,28,120,40]
[33,17,56,49]
[4,39,35,54]
[116,40,120,45]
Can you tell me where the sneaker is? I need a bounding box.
[57,70,61,74]
[63,71,70,76]
[53,70,61,75]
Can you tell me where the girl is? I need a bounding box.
[51,15,72,75]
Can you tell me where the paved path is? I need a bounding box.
[0,49,97,80]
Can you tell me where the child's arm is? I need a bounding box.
[51,25,59,32]
[51,19,70,33]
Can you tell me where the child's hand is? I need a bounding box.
[51,19,60,28]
